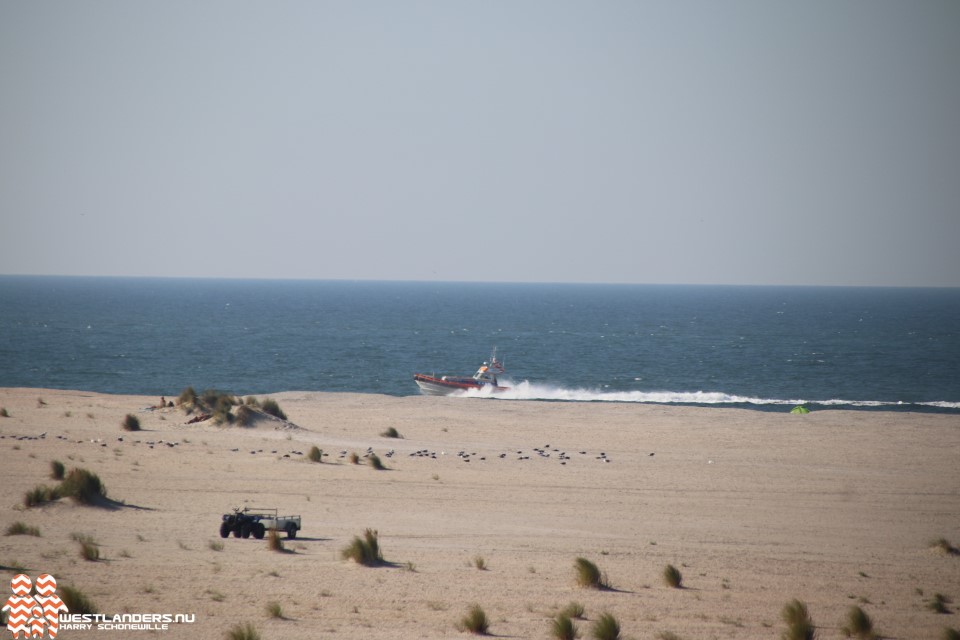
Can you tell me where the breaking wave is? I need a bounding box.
[459,380,960,410]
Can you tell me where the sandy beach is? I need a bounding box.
[1,387,958,639]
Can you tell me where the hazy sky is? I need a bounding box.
[1,1,958,286]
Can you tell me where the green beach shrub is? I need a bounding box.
[267,529,285,553]
[5,522,40,537]
[591,613,621,640]
[265,601,283,619]
[552,614,580,640]
[928,593,952,614]
[843,605,876,639]
[663,564,683,589]
[260,399,287,420]
[456,604,490,635]
[60,467,107,504]
[381,426,401,438]
[574,557,608,589]
[341,528,383,566]
[308,446,323,462]
[225,622,261,640]
[178,387,199,411]
[50,460,65,480]
[24,485,60,508]
[942,627,960,640]
[562,602,586,620]
[234,404,254,427]
[369,453,385,470]
[781,599,816,640]
[122,414,141,431]
[59,585,97,614]
[932,537,959,555]
[0,407,9,417]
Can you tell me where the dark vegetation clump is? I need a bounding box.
[456,604,490,635]
[235,404,254,427]
[341,529,384,566]
[592,613,621,640]
[59,585,97,614]
[177,387,287,426]
[59,468,107,504]
[122,414,141,431]
[574,557,609,590]
[267,529,284,553]
[260,399,287,420]
[663,564,683,589]
[781,599,816,640]
[25,466,108,507]
[24,485,61,508]
[50,460,66,480]
[5,522,41,537]
[178,387,199,412]
[308,446,323,463]
[843,605,876,639]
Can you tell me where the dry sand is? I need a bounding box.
[1,387,958,639]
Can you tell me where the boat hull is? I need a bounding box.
[413,373,507,396]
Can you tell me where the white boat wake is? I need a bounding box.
[458,380,960,409]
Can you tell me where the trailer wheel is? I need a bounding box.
[232,526,242,538]
[219,522,231,538]
[286,523,297,539]
[241,524,251,539]
[253,523,266,539]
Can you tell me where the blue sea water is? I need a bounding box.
[1,276,958,412]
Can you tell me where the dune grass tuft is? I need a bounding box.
[348,452,360,465]
[552,614,580,640]
[0,407,9,417]
[591,613,621,640]
[59,467,107,504]
[72,533,100,561]
[234,404,254,426]
[308,446,323,463]
[50,460,65,480]
[574,557,608,590]
[781,599,816,640]
[59,585,97,614]
[225,622,261,640]
[24,484,60,508]
[928,593,952,614]
[265,601,284,619]
[260,399,287,420]
[341,528,383,566]
[369,453,385,470]
[267,529,285,552]
[456,604,490,635]
[942,627,960,640]
[122,414,141,431]
[843,605,876,639]
[663,564,683,589]
[473,555,487,570]
[931,537,960,556]
[561,602,586,620]
[381,426,402,438]
[5,522,40,537]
